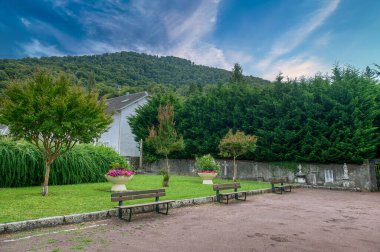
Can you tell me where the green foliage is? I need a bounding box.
[0,70,112,145]
[131,65,379,163]
[230,63,244,84]
[146,104,185,187]
[219,129,258,159]
[0,52,269,96]
[109,161,130,170]
[146,104,185,158]
[0,138,126,187]
[219,129,257,181]
[195,154,221,172]
[0,70,112,195]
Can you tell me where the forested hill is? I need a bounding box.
[0,51,269,88]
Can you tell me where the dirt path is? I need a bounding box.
[1,189,380,252]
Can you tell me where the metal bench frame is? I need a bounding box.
[213,183,247,204]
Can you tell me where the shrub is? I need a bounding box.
[195,154,220,173]
[0,138,126,187]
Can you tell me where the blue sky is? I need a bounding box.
[0,0,379,80]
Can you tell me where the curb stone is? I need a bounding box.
[299,184,361,192]
[0,188,271,234]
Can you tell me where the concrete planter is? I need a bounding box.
[105,175,134,191]
[197,172,217,185]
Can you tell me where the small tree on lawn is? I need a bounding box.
[219,129,257,181]
[146,104,184,187]
[0,71,112,196]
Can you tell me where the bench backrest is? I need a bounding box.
[111,189,165,202]
[271,179,286,184]
[213,183,241,191]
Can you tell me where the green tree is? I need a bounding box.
[0,71,112,196]
[219,130,257,181]
[230,63,244,84]
[129,92,182,160]
[86,71,96,91]
[146,104,185,186]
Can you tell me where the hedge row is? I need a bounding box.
[0,138,126,187]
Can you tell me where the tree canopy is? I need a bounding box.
[0,70,112,195]
[219,129,257,180]
[130,65,380,163]
[0,52,269,97]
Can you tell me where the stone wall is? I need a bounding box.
[142,159,378,191]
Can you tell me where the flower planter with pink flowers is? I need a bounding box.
[195,154,220,185]
[197,171,218,185]
[105,167,135,192]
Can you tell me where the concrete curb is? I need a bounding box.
[298,184,361,192]
[0,188,272,234]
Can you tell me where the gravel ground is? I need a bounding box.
[1,188,379,252]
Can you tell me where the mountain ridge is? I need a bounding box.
[0,51,269,90]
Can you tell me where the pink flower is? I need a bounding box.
[106,169,135,177]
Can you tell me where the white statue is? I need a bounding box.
[343,163,349,180]
[297,164,303,175]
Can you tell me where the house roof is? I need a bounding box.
[106,91,148,113]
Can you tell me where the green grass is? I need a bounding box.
[0,175,270,223]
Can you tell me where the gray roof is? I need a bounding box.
[106,91,148,113]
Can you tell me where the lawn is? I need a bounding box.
[0,175,270,223]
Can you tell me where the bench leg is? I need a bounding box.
[156,203,170,215]
[127,208,132,222]
[118,208,123,219]
[235,192,246,201]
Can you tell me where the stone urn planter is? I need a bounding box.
[197,172,218,185]
[105,175,134,192]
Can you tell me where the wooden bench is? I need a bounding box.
[213,182,247,204]
[111,189,175,222]
[271,179,292,194]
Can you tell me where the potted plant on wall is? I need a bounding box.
[196,154,220,184]
[105,162,135,191]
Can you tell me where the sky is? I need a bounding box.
[0,0,379,80]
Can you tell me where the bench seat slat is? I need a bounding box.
[112,189,165,197]
[112,192,165,202]
[115,200,175,209]
[213,183,241,191]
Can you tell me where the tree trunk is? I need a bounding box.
[166,155,170,173]
[162,155,170,187]
[233,156,237,182]
[42,159,51,196]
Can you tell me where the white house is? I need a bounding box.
[99,91,149,157]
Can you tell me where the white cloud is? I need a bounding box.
[20,17,31,27]
[261,56,330,81]
[20,39,63,57]
[161,0,233,69]
[257,0,340,70]
[254,0,340,80]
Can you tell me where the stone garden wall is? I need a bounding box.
[141,159,378,191]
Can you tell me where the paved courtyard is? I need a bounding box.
[1,188,379,252]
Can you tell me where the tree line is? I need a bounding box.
[129,65,380,163]
[0,51,269,97]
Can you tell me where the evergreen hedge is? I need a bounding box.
[130,66,380,163]
[0,138,126,187]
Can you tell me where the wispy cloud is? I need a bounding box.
[20,39,63,57]
[19,17,31,27]
[261,56,330,80]
[162,0,233,69]
[256,0,340,77]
